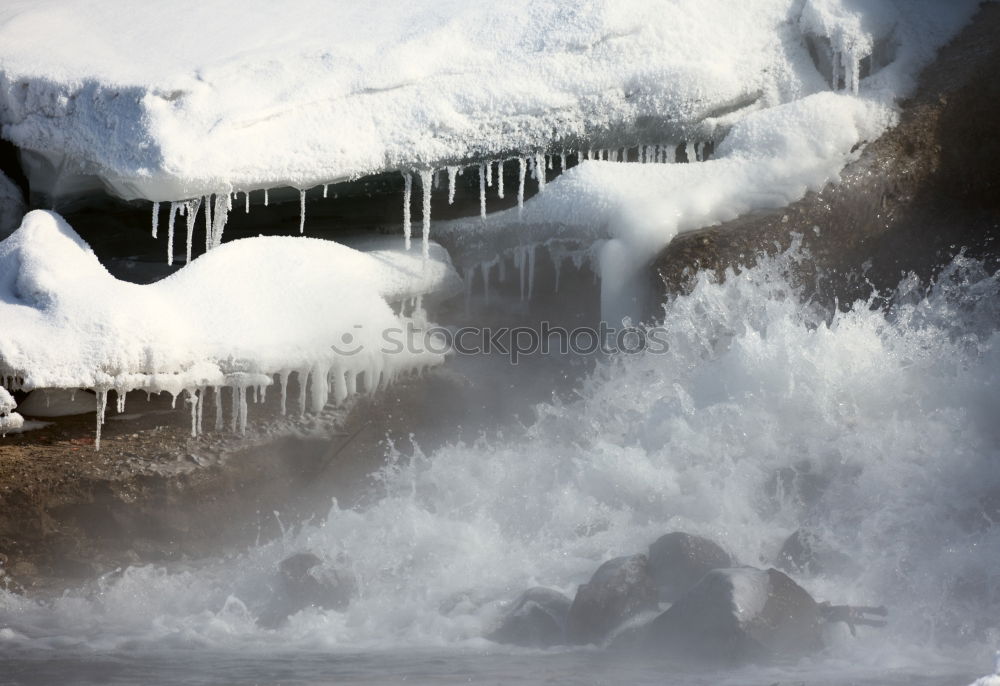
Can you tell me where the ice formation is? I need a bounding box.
[0,384,22,435]
[0,211,462,446]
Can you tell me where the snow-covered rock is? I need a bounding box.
[0,210,461,445]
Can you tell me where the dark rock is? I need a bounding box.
[639,567,823,665]
[487,587,572,648]
[775,529,858,578]
[647,532,733,602]
[257,552,356,628]
[566,554,659,645]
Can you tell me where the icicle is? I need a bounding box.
[486,160,493,187]
[479,162,487,219]
[166,202,180,265]
[402,172,413,250]
[560,150,567,170]
[211,194,229,249]
[447,166,458,205]
[528,155,536,180]
[151,202,160,238]
[278,372,289,416]
[695,142,703,162]
[230,386,238,432]
[188,389,199,438]
[685,141,696,163]
[323,184,329,198]
[297,370,308,416]
[244,190,250,213]
[419,168,432,259]
[585,149,591,160]
[528,244,537,300]
[497,160,505,199]
[517,157,526,217]
[94,389,107,450]
[546,155,553,171]
[184,198,199,263]
[610,149,618,163]
[433,170,440,190]
[201,195,212,251]
[299,189,306,234]
[665,144,676,164]
[196,387,204,435]
[116,390,126,414]
[536,153,546,193]
[214,386,223,430]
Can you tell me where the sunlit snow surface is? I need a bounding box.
[2,245,999,683]
[0,0,980,205]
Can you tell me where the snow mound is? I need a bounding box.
[0,210,460,445]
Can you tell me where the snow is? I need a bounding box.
[0,384,23,436]
[0,171,24,238]
[0,210,462,445]
[0,0,906,207]
[438,90,894,321]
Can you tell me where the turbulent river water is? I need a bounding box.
[2,243,999,685]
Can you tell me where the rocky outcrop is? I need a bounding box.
[652,4,1000,310]
[488,587,572,648]
[566,554,659,645]
[636,567,824,665]
[647,532,733,602]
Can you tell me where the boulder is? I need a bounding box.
[487,587,572,648]
[647,532,733,602]
[566,554,659,645]
[257,552,355,628]
[640,567,823,665]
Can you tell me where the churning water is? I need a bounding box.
[2,243,999,685]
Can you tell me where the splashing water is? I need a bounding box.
[2,245,999,681]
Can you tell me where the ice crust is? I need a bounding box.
[0,211,460,444]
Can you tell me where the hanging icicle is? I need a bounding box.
[419,169,432,259]
[264,188,269,206]
[151,202,160,238]
[166,202,180,265]
[497,159,505,199]
[517,157,526,217]
[402,171,413,250]
[479,162,487,220]
[185,197,200,263]
[560,150,567,170]
[486,160,493,187]
[299,189,306,234]
[535,153,546,192]
[447,166,458,205]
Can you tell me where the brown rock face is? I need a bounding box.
[652,3,1000,311]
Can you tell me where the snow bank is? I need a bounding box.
[0,170,24,238]
[0,210,460,445]
[0,0,832,206]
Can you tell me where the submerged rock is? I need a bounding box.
[257,552,355,628]
[487,587,572,648]
[566,554,659,645]
[637,567,823,665]
[647,532,733,602]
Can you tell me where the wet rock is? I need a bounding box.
[257,552,356,628]
[487,587,572,648]
[647,532,733,602]
[775,529,858,577]
[638,567,823,665]
[566,554,659,645]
